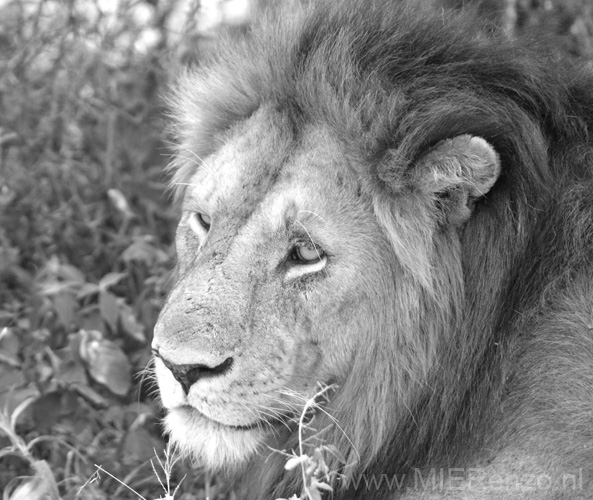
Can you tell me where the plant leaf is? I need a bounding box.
[79,330,131,396]
[99,291,119,333]
[118,302,146,343]
[98,272,127,292]
[8,460,60,500]
[52,292,77,328]
[285,455,309,471]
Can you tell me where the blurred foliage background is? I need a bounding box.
[0,0,591,499]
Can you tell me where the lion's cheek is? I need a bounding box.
[300,301,363,383]
[165,408,264,470]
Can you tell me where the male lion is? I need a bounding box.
[152,0,593,498]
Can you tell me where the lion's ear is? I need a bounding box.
[412,135,501,226]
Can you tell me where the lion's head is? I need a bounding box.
[152,0,593,498]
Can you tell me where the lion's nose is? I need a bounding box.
[154,350,234,395]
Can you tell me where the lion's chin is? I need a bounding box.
[164,407,265,471]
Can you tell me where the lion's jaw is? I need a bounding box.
[152,111,396,471]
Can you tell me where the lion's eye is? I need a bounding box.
[188,211,211,236]
[198,213,211,230]
[291,242,324,264]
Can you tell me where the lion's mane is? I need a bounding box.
[167,1,593,498]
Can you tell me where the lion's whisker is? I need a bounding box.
[297,210,327,224]
[176,147,215,175]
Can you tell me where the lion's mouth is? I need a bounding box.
[175,404,293,431]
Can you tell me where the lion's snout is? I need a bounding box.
[153,348,233,395]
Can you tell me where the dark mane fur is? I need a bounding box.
[168,1,593,498]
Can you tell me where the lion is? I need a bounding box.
[151,0,593,498]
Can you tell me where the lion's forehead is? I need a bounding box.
[185,112,363,236]
[183,108,290,214]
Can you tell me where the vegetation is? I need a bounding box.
[0,0,591,499]
[0,1,204,498]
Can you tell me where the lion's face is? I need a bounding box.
[152,107,397,469]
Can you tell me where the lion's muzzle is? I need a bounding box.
[152,347,233,395]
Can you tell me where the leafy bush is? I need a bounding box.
[0,0,201,497]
